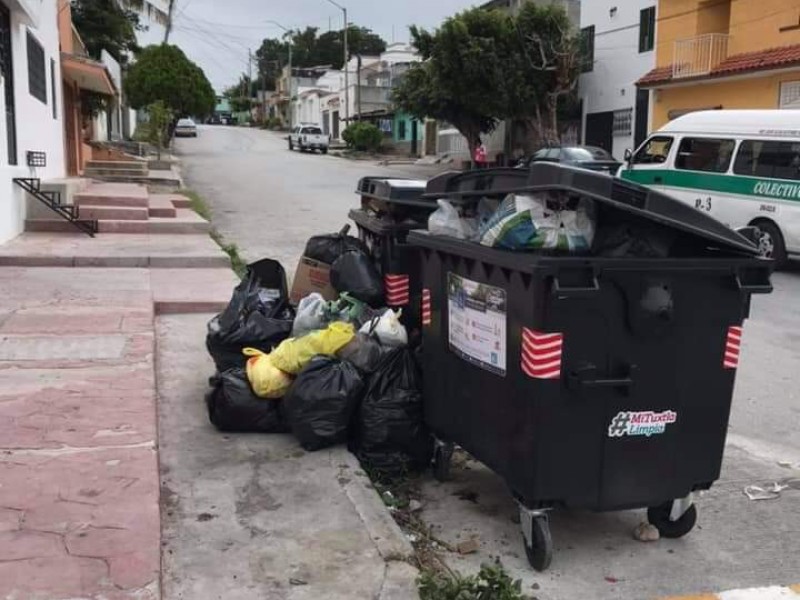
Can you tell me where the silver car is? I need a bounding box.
[175,118,198,138]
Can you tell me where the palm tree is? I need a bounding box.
[117,0,170,26]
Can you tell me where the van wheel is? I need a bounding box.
[753,220,787,269]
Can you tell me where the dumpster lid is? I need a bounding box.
[423,168,530,200]
[425,163,759,256]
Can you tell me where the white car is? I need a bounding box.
[174,118,198,138]
[289,125,329,154]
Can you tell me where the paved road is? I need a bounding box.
[177,125,800,599]
[177,125,442,270]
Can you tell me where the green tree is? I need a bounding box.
[506,3,581,146]
[342,122,383,152]
[124,44,216,118]
[146,100,174,160]
[71,0,141,65]
[393,8,511,156]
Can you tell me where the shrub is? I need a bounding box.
[342,121,383,152]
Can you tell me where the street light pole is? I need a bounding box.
[324,0,349,124]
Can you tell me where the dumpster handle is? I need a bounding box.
[734,274,773,294]
[567,364,636,393]
[552,275,600,296]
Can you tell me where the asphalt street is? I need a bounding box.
[176,125,800,599]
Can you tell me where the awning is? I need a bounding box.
[61,53,117,96]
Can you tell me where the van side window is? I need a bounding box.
[632,136,673,164]
[675,137,735,173]
[734,140,800,181]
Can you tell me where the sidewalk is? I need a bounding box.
[0,195,418,598]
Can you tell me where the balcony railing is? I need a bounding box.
[673,33,729,79]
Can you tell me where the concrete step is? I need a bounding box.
[152,193,190,209]
[78,205,149,221]
[148,196,177,218]
[98,211,210,234]
[85,168,150,178]
[74,183,150,208]
[86,160,148,172]
[25,220,97,234]
[150,268,238,315]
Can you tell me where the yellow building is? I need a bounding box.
[638,0,800,130]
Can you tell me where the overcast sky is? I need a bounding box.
[168,0,481,92]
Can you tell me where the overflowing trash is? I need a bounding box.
[270,322,356,375]
[284,357,365,451]
[429,199,478,240]
[206,259,294,373]
[205,369,289,434]
[351,348,433,476]
[244,348,293,399]
[203,249,430,475]
[479,192,596,252]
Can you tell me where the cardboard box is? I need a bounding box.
[290,256,337,304]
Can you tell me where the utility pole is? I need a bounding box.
[356,54,361,121]
[265,21,294,129]
[164,0,176,43]
[324,0,349,124]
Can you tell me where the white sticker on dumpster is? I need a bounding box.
[608,410,678,438]
[447,272,507,376]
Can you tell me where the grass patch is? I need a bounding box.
[180,189,247,279]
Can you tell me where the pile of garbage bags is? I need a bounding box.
[204,239,432,477]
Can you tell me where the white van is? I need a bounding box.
[619,110,800,267]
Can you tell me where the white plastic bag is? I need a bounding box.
[428,200,477,240]
[292,293,328,337]
[359,309,408,347]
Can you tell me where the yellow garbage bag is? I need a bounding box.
[270,322,355,375]
[244,348,293,399]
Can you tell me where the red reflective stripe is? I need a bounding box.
[723,324,744,369]
[422,289,432,326]
[521,328,564,380]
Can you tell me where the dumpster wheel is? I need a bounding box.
[432,440,454,482]
[521,513,553,572]
[647,502,698,539]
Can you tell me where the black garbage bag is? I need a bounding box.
[351,348,433,476]
[305,225,368,265]
[207,259,295,372]
[337,333,393,374]
[205,369,290,433]
[284,357,365,451]
[330,250,384,307]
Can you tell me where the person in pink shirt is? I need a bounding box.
[473,141,488,169]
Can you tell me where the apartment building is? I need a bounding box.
[638,0,800,129]
[579,1,657,160]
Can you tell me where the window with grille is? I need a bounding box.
[27,31,46,104]
[639,7,656,53]
[779,81,800,109]
[613,109,633,137]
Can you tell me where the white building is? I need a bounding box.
[1,0,66,244]
[579,0,657,160]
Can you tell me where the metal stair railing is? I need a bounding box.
[12,178,98,237]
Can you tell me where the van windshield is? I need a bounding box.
[632,136,673,165]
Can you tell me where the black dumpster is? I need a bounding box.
[409,163,773,571]
[351,178,431,337]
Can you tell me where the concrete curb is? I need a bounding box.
[334,449,420,598]
[661,585,800,599]
[334,448,416,562]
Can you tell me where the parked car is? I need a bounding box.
[518,146,621,174]
[289,125,330,154]
[175,118,198,138]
